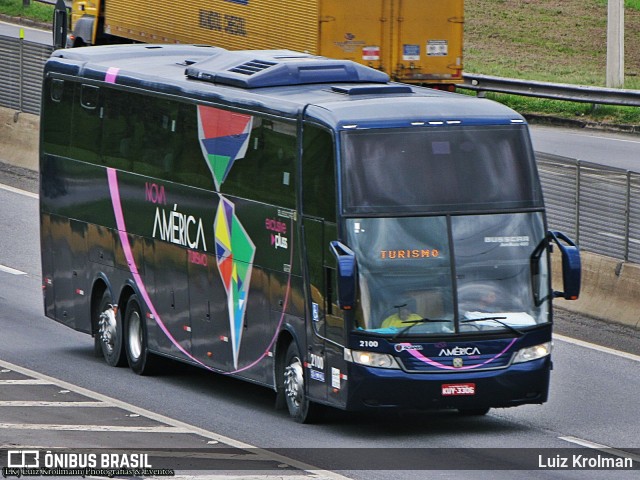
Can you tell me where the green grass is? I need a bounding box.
[478,93,640,126]
[0,0,53,23]
[465,0,640,126]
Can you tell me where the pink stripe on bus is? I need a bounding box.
[105,67,120,84]
[106,167,292,375]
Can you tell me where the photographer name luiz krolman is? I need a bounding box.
[538,453,635,469]
[3,450,174,477]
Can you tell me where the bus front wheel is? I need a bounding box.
[96,290,126,367]
[283,342,321,423]
[124,294,157,375]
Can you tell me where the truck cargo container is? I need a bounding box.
[65,0,464,86]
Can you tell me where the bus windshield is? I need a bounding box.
[341,125,543,214]
[345,213,550,336]
[340,125,549,336]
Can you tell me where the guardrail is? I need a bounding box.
[461,73,640,107]
[3,31,640,113]
[538,153,640,264]
[0,36,52,115]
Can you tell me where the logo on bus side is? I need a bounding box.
[265,217,288,250]
[147,182,208,252]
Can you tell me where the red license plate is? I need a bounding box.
[442,383,476,396]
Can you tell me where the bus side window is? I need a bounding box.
[133,97,178,182]
[100,89,135,171]
[302,125,336,222]
[69,84,102,165]
[173,103,215,190]
[223,117,296,208]
[42,78,72,158]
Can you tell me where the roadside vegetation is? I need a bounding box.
[0,0,53,23]
[465,0,640,126]
[1,0,639,126]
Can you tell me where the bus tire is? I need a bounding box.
[124,294,157,375]
[283,342,321,423]
[96,290,126,367]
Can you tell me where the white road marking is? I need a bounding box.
[0,182,38,199]
[559,435,640,463]
[0,423,193,433]
[0,401,108,407]
[565,133,640,145]
[156,477,331,480]
[0,359,350,480]
[0,379,51,385]
[0,264,27,276]
[554,334,640,363]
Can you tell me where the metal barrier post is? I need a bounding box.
[19,28,24,114]
[625,171,631,261]
[576,160,581,246]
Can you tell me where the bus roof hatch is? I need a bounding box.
[185,49,390,88]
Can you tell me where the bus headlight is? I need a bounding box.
[345,349,400,369]
[513,342,552,364]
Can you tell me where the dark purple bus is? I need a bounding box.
[40,44,581,422]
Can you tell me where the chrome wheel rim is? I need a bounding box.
[284,356,304,409]
[128,310,142,361]
[99,307,117,354]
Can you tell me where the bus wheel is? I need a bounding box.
[283,343,321,423]
[458,407,490,416]
[124,294,156,375]
[96,290,126,367]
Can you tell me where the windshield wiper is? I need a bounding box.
[391,317,452,341]
[460,316,523,336]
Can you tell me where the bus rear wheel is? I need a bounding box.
[283,342,321,423]
[124,294,157,375]
[96,290,126,367]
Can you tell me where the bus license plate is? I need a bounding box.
[442,383,476,396]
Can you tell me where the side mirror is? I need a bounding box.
[53,0,68,50]
[329,241,357,310]
[548,231,581,300]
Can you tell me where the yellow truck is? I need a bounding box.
[65,0,464,86]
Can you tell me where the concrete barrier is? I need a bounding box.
[553,250,640,329]
[1,108,638,329]
[0,106,39,171]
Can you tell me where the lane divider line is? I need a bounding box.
[554,334,640,363]
[0,401,108,407]
[0,423,193,433]
[559,435,640,464]
[0,359,350,480]
[0,379,52,385]
[0,182,38,199]
[0,264,27,276]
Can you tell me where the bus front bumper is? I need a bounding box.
[345,357,551,411]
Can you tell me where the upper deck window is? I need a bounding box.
[341,125,543,214]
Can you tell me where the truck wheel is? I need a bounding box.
[283,342,321,423]
[96,290,126,367]
[124,294,157,375]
